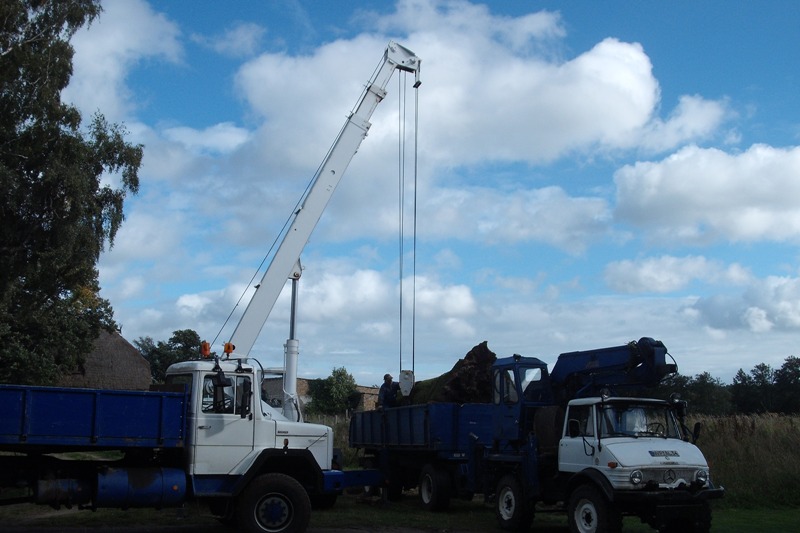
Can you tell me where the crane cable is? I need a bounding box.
[397,71,420,377]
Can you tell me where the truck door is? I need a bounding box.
[493,368,522,442]
[558,404,596,473]
[193,373,255,475]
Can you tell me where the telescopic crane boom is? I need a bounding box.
[224,42,421,418]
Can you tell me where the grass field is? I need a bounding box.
[0,492,796,532]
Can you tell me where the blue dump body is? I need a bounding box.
[350,403,495,454]
[0,384,187,451]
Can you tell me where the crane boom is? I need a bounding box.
[228,42,421,358]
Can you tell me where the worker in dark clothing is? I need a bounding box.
[377,373,400,408]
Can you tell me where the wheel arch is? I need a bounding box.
[233,449,324,496]
[566,468,615,503]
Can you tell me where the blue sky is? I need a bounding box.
[68,0,800,386]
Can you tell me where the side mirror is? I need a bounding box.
[692,422,702,444]
[568,419,581,438]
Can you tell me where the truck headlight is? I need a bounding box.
[630,470,643,485]
[695,469,709,485]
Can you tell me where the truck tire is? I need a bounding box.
[419,464,451,511]
[495,474,534,531]
[568,485,621,533]
[237,473,311,533]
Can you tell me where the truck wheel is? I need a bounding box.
[419,464,451,511]
[495,474,534,531]
[568,485,621,533]
[237,473,311,533]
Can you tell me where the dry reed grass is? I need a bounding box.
[692,413,800,507]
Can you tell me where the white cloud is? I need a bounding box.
[163,122,251,154]
[192,22,265,57]
[604,255,752,294]
[412,276,477,318]
[691,275,800,333]
[636,95,728,152]
[65,0,182,121]
[615,144,800,244]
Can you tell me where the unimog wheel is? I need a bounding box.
[495,474,534,531]
[568,484,621,533]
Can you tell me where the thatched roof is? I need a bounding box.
[57,330,152,390]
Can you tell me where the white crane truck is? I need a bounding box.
[0,41,421,533]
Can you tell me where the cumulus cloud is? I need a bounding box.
[65,0,182,121]
[691,275,800,332]
[234,17,723,176]
[614,144,800,244]
[604,255,752,294]
[163,122,251,154]
[420,185,612,253]
[192,22,265,57]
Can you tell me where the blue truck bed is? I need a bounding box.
[349,403,494,453]
[0,384,187,451]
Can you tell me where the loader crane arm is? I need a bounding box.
[549,336,677,402]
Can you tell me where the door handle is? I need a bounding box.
[198,425,211,429]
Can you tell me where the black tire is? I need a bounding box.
[568,485,621,533]
[237,473,311,533]
[419,464,451,511]
[691,502,712,533]
[495,474,535,531]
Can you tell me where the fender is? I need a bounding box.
[192,448,324,498]
[566,468,616,502]
[232,448,324,496]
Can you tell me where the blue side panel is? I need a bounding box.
[349,403,494,454]
[323,469,383,492]
[0,385,187,449]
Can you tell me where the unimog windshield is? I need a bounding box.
[599,401,682,439]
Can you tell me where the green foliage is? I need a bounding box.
[657,371,734,415]
[0,0,142,385]
[306,367,358,415]
[135,329,201,383]
[775,356,800,413]
[731,363,779,413]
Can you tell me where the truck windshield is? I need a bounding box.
[599,403,680,438]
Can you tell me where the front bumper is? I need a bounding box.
[613,485,725,504]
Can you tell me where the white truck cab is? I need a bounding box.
[559,396,721,533]
[165,359,334,478]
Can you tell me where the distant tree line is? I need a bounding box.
[653,356,800,415]
[135,330,800,416]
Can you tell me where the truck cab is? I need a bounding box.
[491,355,553,444]
[164,359,335,484]
[558,396,723,532]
